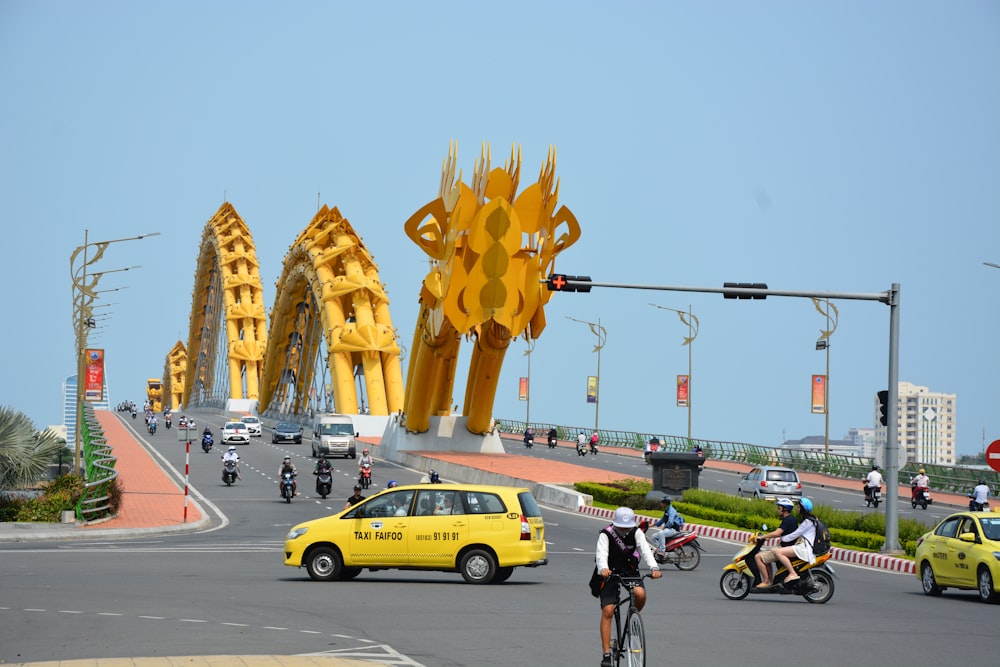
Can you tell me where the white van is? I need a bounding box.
[312,414,358,459]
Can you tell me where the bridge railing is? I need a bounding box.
[77,405,118,522]
[495,418,998,495]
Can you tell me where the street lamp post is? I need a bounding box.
[812,297,839,455]
[566,316,607,435]
[650,303,699,440]
[523,338,535,429]
[71,230,159,473]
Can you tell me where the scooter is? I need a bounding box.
[864,484,881,508]
[201,432,214,453]
[131,410,137,419]
[164,415,172,430]
[911,483,933,510]
[523,434,534,449]
[148,421,157,435]
[315,469,333,499]
[359,462,372,490]
[646,528,704,571]
[547,434,558,449]
[281,472,297,503]
[589,441,598,455]
[968,494,990,512]
[222,460,238,486]
[719,531,836,603]
[576,441,587,457]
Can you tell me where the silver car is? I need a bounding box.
[737,465,802,499]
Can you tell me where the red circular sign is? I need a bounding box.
[987,439,1000,473]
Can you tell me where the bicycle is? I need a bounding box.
[607,572,651,667]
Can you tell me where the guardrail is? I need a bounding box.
[77,404,118,522]
[495,418,998,495]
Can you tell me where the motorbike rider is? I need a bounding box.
[757,497,817,589]
[910,468,930,502]
[596,507,661,667]
[753,497,799,587]
[358,447,374,474]
[523,426,535,445]
[202,426,213,443]
[971,480,991,511]
[547,426,558,445]
[221,446,241,479]
[577,431,587,452]
[649,496,684,554]
[864,464,883,502]
[344,484,365,510]
[589,431,599,453]
[387,479,398,488]
[278,456,298,497]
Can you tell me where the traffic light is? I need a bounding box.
[876,390,889,426]
[546,274,592,293]
[723,282,768,299]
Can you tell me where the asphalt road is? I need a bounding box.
[0,414,992,666]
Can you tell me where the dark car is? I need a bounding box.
[272,422,303,444]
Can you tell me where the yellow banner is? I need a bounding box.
[586,376,598,404]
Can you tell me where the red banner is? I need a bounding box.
[811,374,826,414]
[84,349,105,402]
[676,375,689,407]
[518,377,528,401]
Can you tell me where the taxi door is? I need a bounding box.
[944,516,981,588]
[409,489,469,567]
[346,490,413,566]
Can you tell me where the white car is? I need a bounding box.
[222,422,250,445]
[240,415,262,437]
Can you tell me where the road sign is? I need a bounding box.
[987,439,1000,473]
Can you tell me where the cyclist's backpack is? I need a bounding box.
[810,517,831,555]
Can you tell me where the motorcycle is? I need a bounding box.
[281,471,297,503]
[315,469,333,499]
[719,530,836,603]
[523,434,534,449]
[968,494,990,512]
[911,483,933,510]
[576,441,587,457]
[201,432,214,453]
[864,484,881,508]
[148,421,157,435]
[589,441,598,455]
[222,460,239,486]
[359,462,372,490]
[646,527,704,571]
[131,410,137,419]
[164,415,172,430]
[547,434,558,449]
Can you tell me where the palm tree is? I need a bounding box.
[0,406,67,490]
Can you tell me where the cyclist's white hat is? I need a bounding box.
[612,507,636,528]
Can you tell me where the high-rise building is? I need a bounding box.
[874,381,955,466]
[62,374,111,450]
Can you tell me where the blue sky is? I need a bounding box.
[1,1,997,457]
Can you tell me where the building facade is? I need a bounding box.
[874,381,956,466]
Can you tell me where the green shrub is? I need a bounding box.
[16,490,75,522]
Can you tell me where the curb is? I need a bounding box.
[576,505,916,575]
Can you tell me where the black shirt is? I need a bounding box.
[777,515,799,546]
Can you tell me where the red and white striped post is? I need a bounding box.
[183,437,190,523]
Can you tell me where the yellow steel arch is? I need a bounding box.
[183,203,267,406]
[259,205,404,416]
[162,341,186,412]
[403,142,581,434]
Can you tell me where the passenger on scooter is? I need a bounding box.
[910,468,930,501]
[758,497,817,589]
[221,446,241,479]
[278,456,298,497]
[753,497,799,588]
[864,464,883,501]
[650,496,684,554]
[314,455,333,474]
[596,507,661,667]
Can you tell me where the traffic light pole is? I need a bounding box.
[547,276,903,553]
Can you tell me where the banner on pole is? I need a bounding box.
[586,376,598,404]
[518,377,528,401]
[811,375,827,414]
[676,375,689,407]
[84,349,105,402]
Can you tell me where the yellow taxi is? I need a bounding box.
[915,511,1000,603]
[284,483,547,584]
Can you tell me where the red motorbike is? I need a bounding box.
[639,519,703,570]
[910,483,933,510]
[358,462,372,490]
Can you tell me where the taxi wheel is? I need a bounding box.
[340,567,362,581]
[920,562,942,597]
[306,546,343,582]
[459,548,498,584]
[493,567,514,583]
[977,567,998,603]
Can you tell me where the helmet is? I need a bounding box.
[799,497,814,512]
[659,496,670,505]
[283,456,290,462]
[228,446,236,452]
[353,484,362,491]
[776,498,794,511]
[872,464,879,470]
[919,469,925,474]
[363,448,369,454]
[612,507,636,528]
[387,480,397,488]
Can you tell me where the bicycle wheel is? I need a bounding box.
[624,608,645,667]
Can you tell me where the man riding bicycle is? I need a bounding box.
[595,506,661,667]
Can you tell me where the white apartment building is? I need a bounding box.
[874,381,955,466]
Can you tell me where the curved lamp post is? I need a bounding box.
[650,303,699,440]
[566,316,607,435]
[812,297,839,454]
[70,231,158,472]
[523,338,535,429]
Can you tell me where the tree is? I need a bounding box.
[0,406,66,490]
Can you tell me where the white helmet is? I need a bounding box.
[228,446,236,452]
